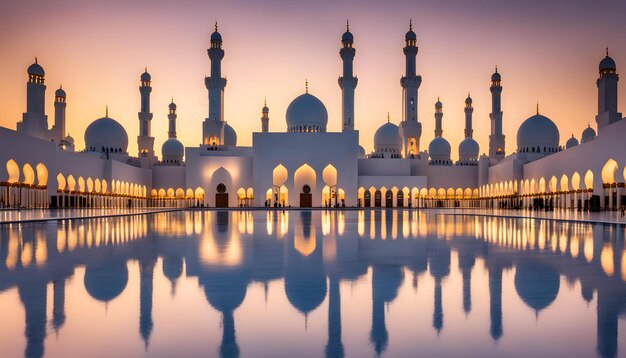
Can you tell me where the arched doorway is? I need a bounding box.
[374,190,382,207]
[385,190,393,207]
[300,184,312,208]
[215,183,228,207]
[364,191,371,207]
[397,191,404,207]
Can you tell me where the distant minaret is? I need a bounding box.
[464,93,473,138]
[339,20,358,131]
[261,98,269,132]
[489,67,505,161]
[434,98,443,137]
[168,99,177,138]
[399,20,422,158]
[203,22,227,145]
[138,68,155,159]
[596,48,621,132]
[53,86,67,142]
[18,58,49,140]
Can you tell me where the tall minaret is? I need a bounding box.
[138,68,155,160]
[399,20,423,158]
[168,99,177,138]
[488,67,505,161]
[203,23,227,145]
[434,98,443,137]
[261,98,269,133]
[464,93,473,138]
[53,86,67,142]
[596,48,621,132]
[18,58,49,140]
[339,20,358,131]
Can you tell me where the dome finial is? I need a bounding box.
[171,97,174,103]
[35,57,38,64]
[60,84,63,90]
[606,46,609,57]
[387,112,390,123]
[495,65,498,73]
[264,96,267,106]
[409,19,413,31]
[346,19,349,32]
[215,21,218,32]
[305,79,308,93]
[536,102,539,115]
[105,105,108,117]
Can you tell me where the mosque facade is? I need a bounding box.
[0,23,624,211]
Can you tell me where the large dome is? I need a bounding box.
[514,261,560,313]
[223,122,237,146]
[286,93,328,132]
[374,122,402,153]
[581,124,596,143]
[429,137,451,164]
[516,114,560,153]
[458,137,479,161]
[161,138,184,163]
[85,116,129,153]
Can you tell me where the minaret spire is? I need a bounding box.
[464,92,473,138]
[339,21,358,131]
[399,19,422,158]
[261,98,270,133]
[203,22,227,146]
[489,66,505,161]
[138,68,156,164]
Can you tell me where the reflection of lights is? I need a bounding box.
[380,211,386,240]
[6,231,19,269]
[570,236,579,258]
[357,210,364,237]
[266,211,273,236]
[21,242,32,267]
[584,235,594,262]
[35,235,47,267]
[246,212,254,235]
[279,211,289,238]
[337,211,345,236]
[391,211,398,240]
[601,243,614,277]
[199,218,242,267]
[559,234,567,254]
[322,211,331,236]
[295,224,316,256]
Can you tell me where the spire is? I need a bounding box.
[606,46,609,57]
[60,84,62,90]
[409,19,413,31]
[387,112,390,123]
[145,66,147,72]
[171,97,174,103]
[346,19,349,32]
[215,21,218,32]
[536,102,539,115]
[264,97,267,107]
[495,65,498,73]
[35,57,38,64]
[305,79,308,93]
[105,105,108,117]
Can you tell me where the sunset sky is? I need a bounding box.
[1,0,625,159]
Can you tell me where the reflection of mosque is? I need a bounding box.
[1,211,626,357]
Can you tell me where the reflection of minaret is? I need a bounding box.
[370,265,403,356]
[221,310,239,358]
[18,282,47,358]
[325,278,344,358]
[596,288,620,358]
[488,265,503,340]
[429,237,450,334]
[139,257,157,349]
[458,252,475,315]
[52,279,67,333]
[163,255,183,296]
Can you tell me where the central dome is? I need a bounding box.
[459,137,479,162]
[162,138,184,164]
[517,114,560,153]
[85,116,129,153]
[286,93,328,132]
[429,137,451,164]
[374,122,402,153]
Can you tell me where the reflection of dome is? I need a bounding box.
[429,137,451,163]
[581,124,596,143]
[85,116,129,153]
[565,134,579,149]
[514,261,560,313]
[161,138,184,163]
[374,122,402,153]
[84,263,129,302]
[286,93,328,132]
[223,122,237,146]
[358,145,366,159]
[599,55,616,72]
[458,137,479,162]
[516,114,560,152]
[204,274,247,313]
[285,272,327,315]
[28,61,45,77]
[162,256,183,282]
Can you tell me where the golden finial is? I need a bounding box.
[35,57,38,64]
[536,102,539,115]
[495,65,498,73]
[606,47,609,56]
[215,22,218,32]
[409,19,413,31]
[305,79,308,93]
[346,19,350,32]
[60,84,63,90]
[387,112,390,123]
[171,97,174,103]
[264,96,267,106]
[144,66,147,72]
[105,105,109,117]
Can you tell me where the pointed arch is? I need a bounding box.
[584,170,594,189]
[294,163,317,194]
[322,164,337,187]
[22,163,35,185]
[601,159,618,184]
[560,174,569,192]
[5,160,20,183]
[571,172,581,190]
[35,163,48,186]
[56,173,66,191]
[272,164,288,187]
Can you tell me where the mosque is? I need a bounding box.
[0,22,625,210]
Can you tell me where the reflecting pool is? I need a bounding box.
[1,210,626,358]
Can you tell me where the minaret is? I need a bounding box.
[53,86,67,142]
[596,48,621,132]
[464,93,473,138]
[339,20,358,131]
[18,58,49,140]
[203,22,227,145]
[138,68,156,161]
[434,98,443,137]
[489,66,505,161]
[399,20,423,158]
[168,99,177,139]
[261,98,269,133]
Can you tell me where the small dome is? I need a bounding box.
[55,87,66,97]
[342,31,353,43]
[85,116,129,153]
[435,99,442,109]
[223,122,237,146]
[565,134,579,149]
[211,30,222,43]
[516,114,560,152]
[459,137,479,161]
[465,95,472,105]
[429,136,451,163]
[581,124,596,143]
[405,29,416,41]
[161,138,184,162]
[262,105,269,113]
[358,145,366,159]
[286,93,328,132]
[64,135,74,144]
[491,69,501,82]
[28,61,45,77]
[140,70,151,82]
[374,122,402,153]
[599,55,616,72]
[169,101,177,110]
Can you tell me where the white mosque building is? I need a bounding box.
[1,23,625,211]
